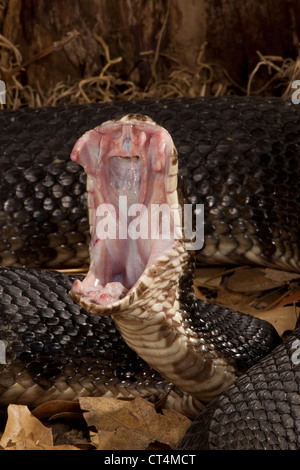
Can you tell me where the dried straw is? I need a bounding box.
[0,29,299,110]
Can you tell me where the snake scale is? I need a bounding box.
[0,96,300,450]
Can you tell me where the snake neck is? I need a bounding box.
[112,241,237,403]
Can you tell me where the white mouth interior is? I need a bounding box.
[70,117,177,307]
[107,156,142,206]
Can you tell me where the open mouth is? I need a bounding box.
[69,114,179,311]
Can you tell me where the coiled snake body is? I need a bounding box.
[0,97,300,450]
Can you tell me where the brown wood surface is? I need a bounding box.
[0,0,300,96]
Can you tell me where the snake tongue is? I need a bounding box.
[69,114,178,309]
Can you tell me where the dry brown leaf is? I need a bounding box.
[0,404,53,450]
[226,267,300,293]
[194,265,300,336]
[264,269,300,283]
[90,430,116,450]
[8,441,80,451]
[32,400,81,420]
[0,404,79,450]
[226,267,283,293]
[194,266,226,288]
[255,305,298,337]
[276,290,300,308]
[79,396,191,450]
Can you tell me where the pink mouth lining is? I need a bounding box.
[70,116,177,308]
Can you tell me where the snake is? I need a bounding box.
[0,96,300,450]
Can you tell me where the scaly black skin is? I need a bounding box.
[179,323,300,450]
[0,97,299,448]
[178,265,281,372]
[0,267,279,409]
[0,267,172,406]
[1,97,300,270]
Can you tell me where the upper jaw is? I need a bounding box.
[69,114,179,313]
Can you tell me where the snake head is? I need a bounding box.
[69,114,184,315]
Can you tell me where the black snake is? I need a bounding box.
[0,97,300,450]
